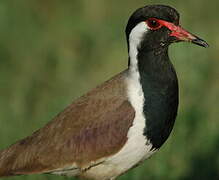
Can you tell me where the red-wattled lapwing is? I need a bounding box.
[0,4,208,180]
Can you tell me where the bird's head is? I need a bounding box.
[126,5,209,53]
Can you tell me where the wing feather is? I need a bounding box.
[0,70,135,177]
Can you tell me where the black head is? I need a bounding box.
[126,5,179,37]
[126,5,208,52]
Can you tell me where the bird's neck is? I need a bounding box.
[137,47,174,83]
[128,46,179,149]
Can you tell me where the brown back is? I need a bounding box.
[0,70,135,176]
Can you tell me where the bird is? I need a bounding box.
[0,4,208,180]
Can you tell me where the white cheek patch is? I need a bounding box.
[129,22,148,47]
[129,22,149,67]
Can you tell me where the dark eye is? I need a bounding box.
[146,18,162,30]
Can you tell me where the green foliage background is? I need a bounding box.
[0,0,218,179]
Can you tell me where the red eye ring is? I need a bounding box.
[146,18,162,30]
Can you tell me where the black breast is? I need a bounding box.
[138,49,179,149]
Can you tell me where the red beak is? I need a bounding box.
[158,20,209,48]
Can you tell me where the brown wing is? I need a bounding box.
[0,70,135,177]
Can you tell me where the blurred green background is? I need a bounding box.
[0,0,218,179]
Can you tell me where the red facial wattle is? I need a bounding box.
[145,18,209,48]
[157,19,196,41]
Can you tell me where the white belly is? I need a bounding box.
[83,114,156,180]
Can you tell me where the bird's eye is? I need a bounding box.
[146,18,162,30]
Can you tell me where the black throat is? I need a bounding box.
[137,46,179,149]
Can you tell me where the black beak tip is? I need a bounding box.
[192,38,209,48]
